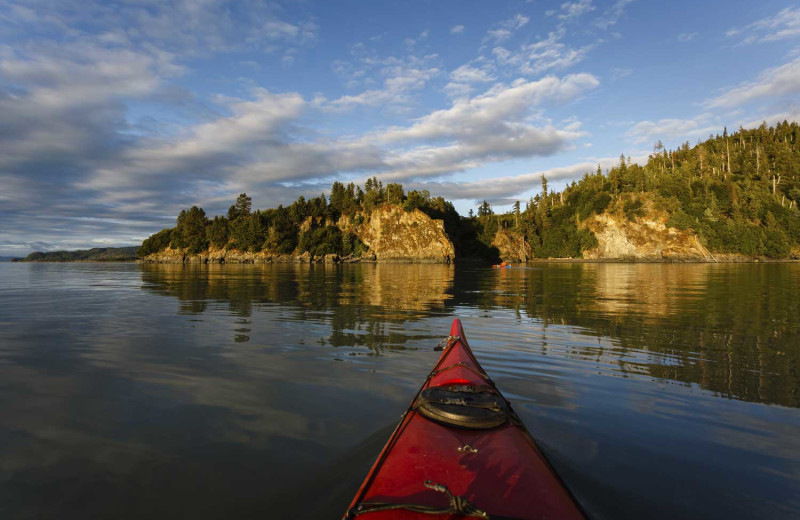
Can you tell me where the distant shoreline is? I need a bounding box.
[11,246,139,263]
[10,259,136,263]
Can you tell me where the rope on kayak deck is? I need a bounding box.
[347,480,489,518]
[434,335,460,351]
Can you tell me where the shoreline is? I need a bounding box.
[524,257,800,264]
[8,257,799,264]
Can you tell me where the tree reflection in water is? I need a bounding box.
[140,262,800,408]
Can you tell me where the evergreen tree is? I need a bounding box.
[227,193,252,221]
[206,216,229,249]
[173,206,208,253]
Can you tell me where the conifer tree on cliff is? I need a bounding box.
[477,200,493,217]
[227,193,252,221]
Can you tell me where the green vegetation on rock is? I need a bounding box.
[470,122,800,259]
[140,179,461,260]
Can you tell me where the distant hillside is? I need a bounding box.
[139,122,800,262]
[14,247,139,262]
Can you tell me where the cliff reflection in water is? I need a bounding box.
[452,263,800,408]
[140,263,455,351]
[139,263,799,409]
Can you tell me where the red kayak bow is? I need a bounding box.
[344,319,585,520]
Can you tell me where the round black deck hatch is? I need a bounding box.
[414,386,509,429]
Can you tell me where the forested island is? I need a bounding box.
[13,247,139,262]
[138,122,800,263]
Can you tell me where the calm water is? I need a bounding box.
[1,262,799,519]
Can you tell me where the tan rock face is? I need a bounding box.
[138,247,185,264]
[357,205,455,262]
[299,216,313,234]
[492,229,532,262]
[139,205,455,264]
[582,210,713,260]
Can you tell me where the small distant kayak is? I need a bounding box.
[343,319,585,520]
[492,262,511,268]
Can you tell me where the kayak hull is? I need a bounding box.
[344,319,585,520]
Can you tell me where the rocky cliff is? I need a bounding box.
[139,204,455,264]
[582,209,714,261]
[356,205,455,263]
[492,229,532,262]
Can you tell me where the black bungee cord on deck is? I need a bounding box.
[346,480,489,518]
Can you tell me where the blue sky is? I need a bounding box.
[1,0,799,255]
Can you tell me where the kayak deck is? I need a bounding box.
[344,319,585,520]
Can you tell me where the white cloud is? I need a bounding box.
[442,82,474,100]
[0,43,180,108]
[493,29,593,76]
[727,6,800,44]
[505,14,531,30]
[80,89,309,193]
[345,80,592,182]
[626,113,720,145]
[484,14,530,43]
[328,52,442,109]
[595,0,636,30]
[230,140,385,188]
[486,29,513,42]
[0,41,181,182]
[445,62,497,99]
[451,25,465,35]
[411,154,648,204]
[75,72,599,214]
[329,65,441,109]
[550,0,596,21]
[379,74,599,145]
[737,106,800,129]
[262,20,301,40]
[0,36,204,252]
[611,67,632,80]
[404,29,430,48]
[705,58,800,108]
[0,0,613,253]
[325,74,600,182]
[0,0,319,55]
[677,32,697,42]
[449,64,496,83]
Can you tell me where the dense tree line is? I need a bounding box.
[469,121,800,258]
[139,178,466,258]
[140,122,800,260]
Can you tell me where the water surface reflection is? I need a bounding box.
[0,262,798,520]
[140,263,455,352]
[446,263,800,407]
